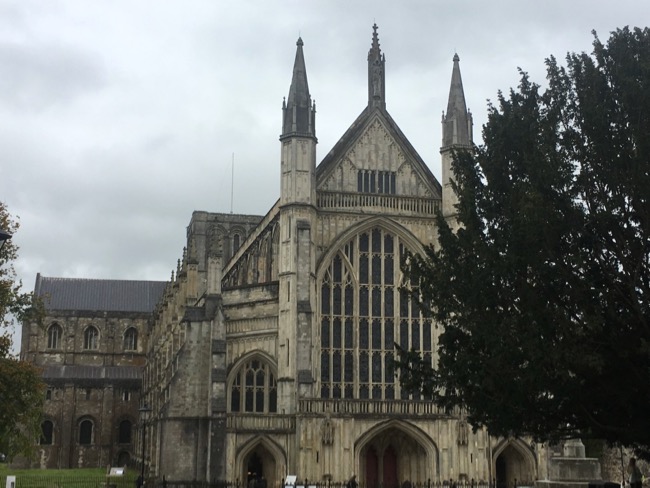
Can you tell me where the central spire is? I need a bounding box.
[367,23,386,109]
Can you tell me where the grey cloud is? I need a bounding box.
[0,42,107,111]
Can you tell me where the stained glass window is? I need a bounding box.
[319,227,434,399]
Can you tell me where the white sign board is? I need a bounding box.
[5,476,16,488]
[285,475,297,487]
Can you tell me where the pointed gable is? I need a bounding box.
[315,24,441,209]
[316,108,441,199]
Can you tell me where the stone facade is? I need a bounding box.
[21,25,589,486]
[141,26,546,487]
[19,276,166,469]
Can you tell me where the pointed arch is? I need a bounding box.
[316,216,425,280]
[355,419,438,461]
[354,419,439,484]
[317,218,434,400]
[492,438,537,487]
[235,434,287,488]
[228,351,278,413]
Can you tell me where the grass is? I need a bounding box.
[0,464,139,487]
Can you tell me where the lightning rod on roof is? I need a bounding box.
[230,152,234,214]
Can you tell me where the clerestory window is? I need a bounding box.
[47,323,62,349]
[83,326,99,350]
[123,327,138,351]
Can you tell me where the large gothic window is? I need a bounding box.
[320,227,433,400]
[230,358,277,413]
[47,323,62,349]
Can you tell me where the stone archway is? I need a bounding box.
[237,436,286,488]
[356,421,437,488]
[493,440,536,488]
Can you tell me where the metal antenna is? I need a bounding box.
[230,152,234,214]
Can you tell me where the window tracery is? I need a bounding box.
[230,358,277,413]
[320,227,433,400]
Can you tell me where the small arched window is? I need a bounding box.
[40,420,54,445]
[123,328,138,351]
[83,326,99,350]
[118,419,132,444]
[47,323,62,349]
[79,419,93,445]
[230,358,277,413]
[233,233,241,254]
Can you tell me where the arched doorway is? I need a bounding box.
[359,424,432,488]
[247,452,264,486]
[494,441,535,488]
[241,441,279,488]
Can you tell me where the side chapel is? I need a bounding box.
[143,25,542,486]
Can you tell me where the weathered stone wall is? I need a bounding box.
[18,310,148,469]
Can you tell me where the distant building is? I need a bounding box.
[19,274,165,469]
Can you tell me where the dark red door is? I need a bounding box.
[383,446,398,488]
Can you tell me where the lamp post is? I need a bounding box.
[0,228,11,251]
[139,403,152,484]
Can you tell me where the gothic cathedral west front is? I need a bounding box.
[143,26,540,486]
[24,25,544,486]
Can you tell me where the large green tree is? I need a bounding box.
[397,27,650,453]
[0,201,44,459]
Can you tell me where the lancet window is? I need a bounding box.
[319,227,433,400]
[123,327,138,351]
[47,323,62,349]
[83,326,99,350]
[357,170,396,194]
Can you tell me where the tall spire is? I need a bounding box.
[367,24,386,109]
[281,37,316,140]
[442,53,473,148]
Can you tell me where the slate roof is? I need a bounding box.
[34,274,167,313]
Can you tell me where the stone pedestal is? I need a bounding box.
[535,440,603,488]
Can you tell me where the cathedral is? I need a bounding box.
[22,25,546,486]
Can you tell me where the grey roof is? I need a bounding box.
[42,365,142,381]
[35,274,167,313]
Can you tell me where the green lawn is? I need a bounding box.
[0,464,138,487]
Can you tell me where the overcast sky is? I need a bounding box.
[1,1,643,346]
